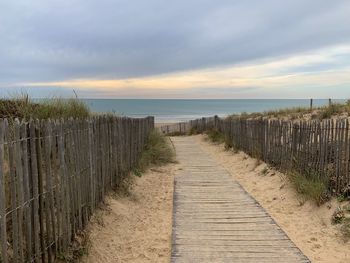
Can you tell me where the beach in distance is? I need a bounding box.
[80,99,345,123]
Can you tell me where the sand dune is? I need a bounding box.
[81,163,177,263]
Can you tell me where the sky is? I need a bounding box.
[0,0,350,99]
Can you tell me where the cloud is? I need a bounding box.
[1,0,350,89]
[10,44,348,99]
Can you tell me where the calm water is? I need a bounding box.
[82,99,345,123]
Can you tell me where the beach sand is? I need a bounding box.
[196,134,350,263]
[81,163,177,263]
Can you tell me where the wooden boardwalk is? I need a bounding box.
[171,137,310,263]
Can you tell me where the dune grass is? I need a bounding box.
[0,95,90,120]
[205,128,225,144]
[226,106,311,120]
[288,171,329,206]
[226,100,350,121]
[135,130,175,174]
[189,127,199,135]
[318,103,345,119]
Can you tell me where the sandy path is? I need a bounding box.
[81,163,177,263]
[196,135,350,263]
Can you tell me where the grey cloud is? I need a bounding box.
[1,0,350,84]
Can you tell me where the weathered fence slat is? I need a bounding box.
[29,120,41,263]
[0,119,8,263]
[20,121,33,262]
[0,115,154,263]
[36,120,49,262]
[8,120,20,262]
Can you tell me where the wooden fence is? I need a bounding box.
[161,116,350,195]
[159,116,217,135]
[0,116,154,263]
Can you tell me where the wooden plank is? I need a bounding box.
[0,119,8,263]
[43,121,54,263]
[36,120,48,262]
[29,120,41,262]
[88,120,95,213]
[335,120,341,192]
[83,120,90,225]
[57,119,68,250]
[344,119,350,188]
[14,119,25,262]
[8,120,20,262]
[99,118,105,201]
[171,136,310,263]
[65,119,75,238]
[50,121,61,252]
[340,119,346,191]
[73,120,83,231]
[20,120,33,262]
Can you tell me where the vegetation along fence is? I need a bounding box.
[0,116,154,263]
[161,116,350,195]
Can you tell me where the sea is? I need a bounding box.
[82,99,346,123]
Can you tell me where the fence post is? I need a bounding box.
[0,119,8,263]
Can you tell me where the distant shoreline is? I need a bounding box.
[79,98,346,123]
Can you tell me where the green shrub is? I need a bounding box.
[137,130,175,173]
[189,127,199,135]
[288,171,329,206]
[205,129,225,144]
